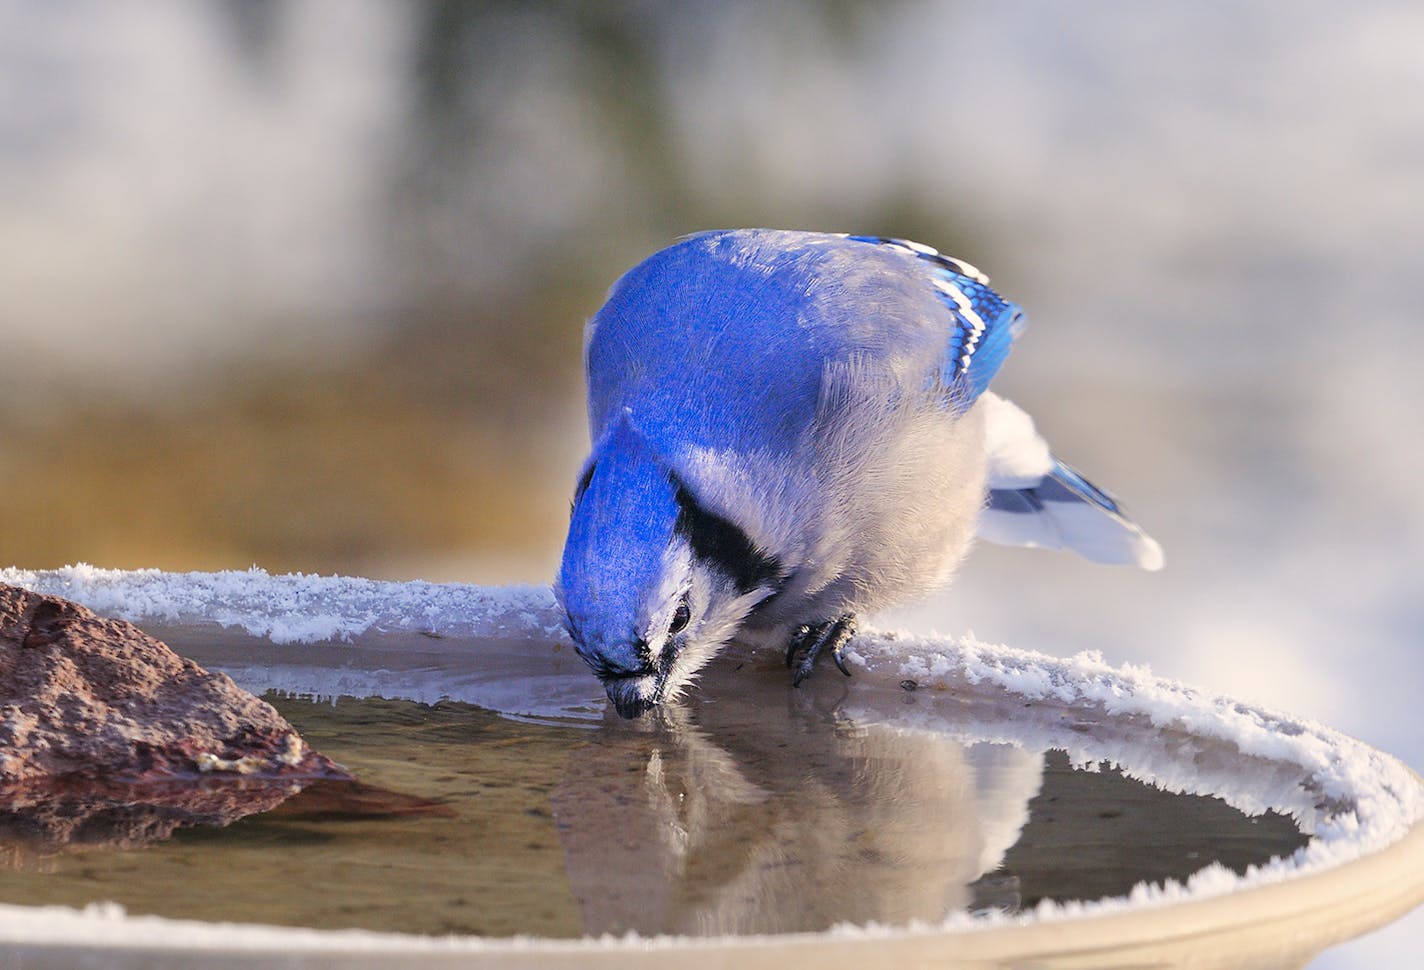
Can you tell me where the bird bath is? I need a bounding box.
[0,566,1420,969]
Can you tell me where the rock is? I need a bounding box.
[0,583,348,789]
[262,778,458,821]
[0,777,459,869]
[0,778,304,868]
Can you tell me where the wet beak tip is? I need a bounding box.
[605,678,659,719]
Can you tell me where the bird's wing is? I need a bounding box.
[842,236,1026,410]
[587,232,1026,455]
[976,393,1163,570]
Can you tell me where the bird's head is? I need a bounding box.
[556,419,782,718]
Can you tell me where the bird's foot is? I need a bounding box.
[785,615,856,687]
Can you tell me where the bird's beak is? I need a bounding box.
[603,674,661,719]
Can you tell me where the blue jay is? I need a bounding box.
[557,230,1162,718]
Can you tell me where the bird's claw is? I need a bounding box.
[785,616,856,687]
[785,626,811,670]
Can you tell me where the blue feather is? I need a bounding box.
[846,235,1024,407]
[559,415,681,674]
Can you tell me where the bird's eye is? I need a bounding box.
[668,599,691,635]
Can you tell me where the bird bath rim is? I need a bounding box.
[0,564,1420,968]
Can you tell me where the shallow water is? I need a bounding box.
[0,685,1307,939]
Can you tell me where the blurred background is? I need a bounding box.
[0,1,1420,964]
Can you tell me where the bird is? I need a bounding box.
[556,229,1162,719]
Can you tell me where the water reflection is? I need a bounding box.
[0,621,1336,945]
[550,671,1308,937]
[0,779,299,870]
[556,709,1041,934]
[0,655,1344,951]
[0,777,452,871]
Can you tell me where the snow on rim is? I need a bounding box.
[846,632,1424,928]
[0,563,565,644]
[0,564,1421,951]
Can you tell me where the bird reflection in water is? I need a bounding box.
[550,668,1045,936]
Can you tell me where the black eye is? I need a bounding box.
[668,599,691,636]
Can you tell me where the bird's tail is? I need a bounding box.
[976,393,1163,570]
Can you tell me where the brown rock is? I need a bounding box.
[0,777,305,868]
[0,583,348,788]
